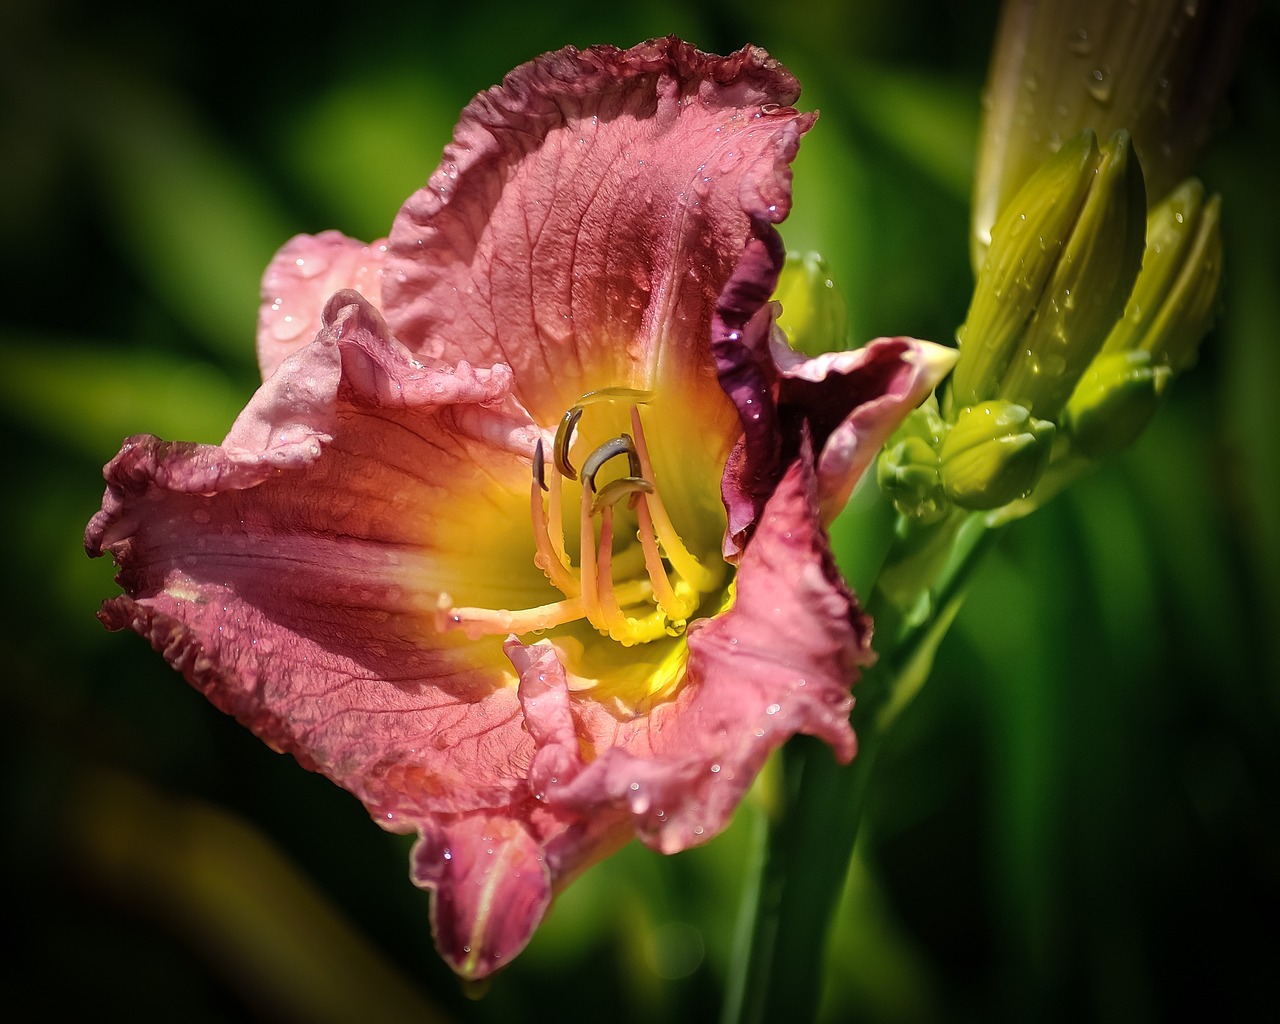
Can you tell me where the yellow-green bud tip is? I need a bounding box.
[1064,349,1173,459]
[1100,178,1224,374]
[940,400,1056,510]
[951,129,1147,420]
[774,251,850,356]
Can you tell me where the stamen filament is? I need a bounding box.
[596,504,681,645]
[635,495,696,620]
[438,579,655,640]
[630,406,721,592]
[547,463,567,568]
[594,503,626,634]
[578,476,602,629]
[438,594,586,639]
[531,465,579,596]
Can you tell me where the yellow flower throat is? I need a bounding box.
[440,387,726,651]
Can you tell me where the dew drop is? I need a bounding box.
[294,254,329,279]
[1087,65,1114,104]
[270,313,306,342]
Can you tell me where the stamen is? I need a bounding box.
[532,439,548,491]
[547,461,567,567]
[437,594,585,639]
[629,406,721,593]
[462,387,723,653]
[577,386,656,407]
[635,494,697,620]
[581,434,639,492]
[531,446,579,595]
[591,477,653,515]
[578,475,602,627]
[554,405,584,479]
[595,502,679,646]
[594,502,625,633]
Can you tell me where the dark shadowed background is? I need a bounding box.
[3,0,1278,1020]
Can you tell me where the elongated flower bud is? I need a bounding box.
[774,251,851,355]
[996,131,1147,418]
[972,0,1250,269]
[951,130,1146,421]
[1099,178,1224,373]
[1064,349,1172,458]
[940,400,1056,510]
[1059,177,1222,459]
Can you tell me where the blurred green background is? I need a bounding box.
[3,0,1277,1020]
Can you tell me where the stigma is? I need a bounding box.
[440,387,724,647]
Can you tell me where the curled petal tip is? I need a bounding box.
[907,339,960,389]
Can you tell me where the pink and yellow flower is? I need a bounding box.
[86,38,953,978]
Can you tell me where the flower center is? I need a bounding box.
[438,387,726,654]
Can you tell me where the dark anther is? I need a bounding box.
[554,406,584,480]
[581,434,639,492]
[532,439,548,491]
[591,477,655,515]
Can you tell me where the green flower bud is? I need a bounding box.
[774,251,850,355]
[1063,349,1173,458]
[997,130,1147,418]
[879,436,949,524]
[940,400,1056,510]
[951,130,1146,421]
[972,0,1248,269]
[1099,178,1224,373]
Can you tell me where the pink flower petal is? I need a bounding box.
[410,813,551,979]
[720,329,957,550]
[383,38,813,425]
[772,335,958,522]
[258,231,388,381]
[88,293,550,820]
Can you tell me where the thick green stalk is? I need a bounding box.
[723,511,1000,1024]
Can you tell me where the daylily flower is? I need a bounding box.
[87,38,953,978]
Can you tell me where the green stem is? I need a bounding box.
[723,512,1001,1024]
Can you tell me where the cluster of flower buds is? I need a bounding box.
[879,128,1223,518]
[870,0,1245,522]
